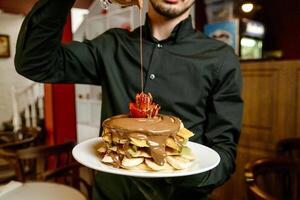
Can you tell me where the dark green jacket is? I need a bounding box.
[15,0,243,199]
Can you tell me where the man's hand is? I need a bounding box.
[111,0,143,9]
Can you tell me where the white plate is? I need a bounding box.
[72,137,220,178]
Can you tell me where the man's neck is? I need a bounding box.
[148,5,190,41]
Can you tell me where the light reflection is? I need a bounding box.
[241,3,254,13]
[241,38,256,47]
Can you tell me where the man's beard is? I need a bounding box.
[149,0,195,18]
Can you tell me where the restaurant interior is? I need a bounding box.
[0,0,299,199]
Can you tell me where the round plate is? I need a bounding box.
[72,137,220,178]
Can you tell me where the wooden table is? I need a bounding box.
[0,182,86,200]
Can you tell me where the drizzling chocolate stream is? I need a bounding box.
[139,8,144,92]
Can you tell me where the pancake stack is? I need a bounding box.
[97,114,195,171]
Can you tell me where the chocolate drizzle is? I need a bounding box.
[103,114,180,135]
[102,114,181,165]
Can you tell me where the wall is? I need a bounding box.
[212,60,300,199]
[197,0,300,60]
[0,0,92,15]
[257,0,300,59]
[0,11,32,129]
[195,0,207,31]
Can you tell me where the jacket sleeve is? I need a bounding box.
[15,0,102,85]
[166,49,243,192]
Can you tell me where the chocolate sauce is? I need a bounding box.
[148,135,168,165]
[103,114,180,136]
[108,151,122,168]
[139,8,144,92]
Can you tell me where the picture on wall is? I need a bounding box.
[204,19,239,55]
[0,34,10,58]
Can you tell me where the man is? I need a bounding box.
[15,0,243,199]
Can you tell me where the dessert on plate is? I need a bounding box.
[97,92,195,171]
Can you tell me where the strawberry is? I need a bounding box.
[129,92,160,118]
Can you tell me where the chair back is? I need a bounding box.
[0,127,42,184]
[276,138,300,162]
[14,141,75,182]
[0,127,42,150]
[245,158,300,200]
[13,141,92,199]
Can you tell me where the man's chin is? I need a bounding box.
[149,0,194,19]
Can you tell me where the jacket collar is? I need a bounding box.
[143,14,195,43]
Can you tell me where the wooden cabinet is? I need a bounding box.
[212,60,300,200]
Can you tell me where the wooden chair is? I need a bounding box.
[13,141,92,199]
[244,158,300,200]
[0,131,15,144]
[0,127,42,150]
[0,127,42,184]
[276,137,300,161]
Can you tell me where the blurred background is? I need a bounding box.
[0,0,299,199]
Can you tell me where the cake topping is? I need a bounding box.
[129,92,160,118]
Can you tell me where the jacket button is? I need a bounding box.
[149,74,156,80]
[157,44,163,48]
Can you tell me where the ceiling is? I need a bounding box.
[0,0,93,15]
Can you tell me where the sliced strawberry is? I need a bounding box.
[129,102,147,118]
[138,93,152,111]
[150,104,160,117]
[129,92,160,118]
